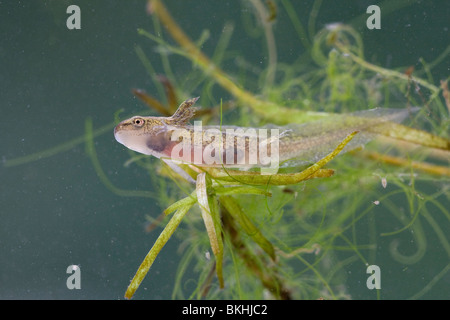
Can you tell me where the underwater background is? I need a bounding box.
[1,0,448,299]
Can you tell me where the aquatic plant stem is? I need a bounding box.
[196,173,224,288]
[124,202,193,299]
[333,39,439,94]
[220,195,275,260]
[148,0,325,122]
[248,0,277,90]
[221,203,291,300]
[148,0,450,154]
[149,0,250,102]
[4,120,115,167]
[361,151,450,177]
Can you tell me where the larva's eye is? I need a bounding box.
[132,117,145,128]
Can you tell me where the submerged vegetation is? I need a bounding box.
[5,0,449,299]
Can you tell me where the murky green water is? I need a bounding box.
[1,1,448,299]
